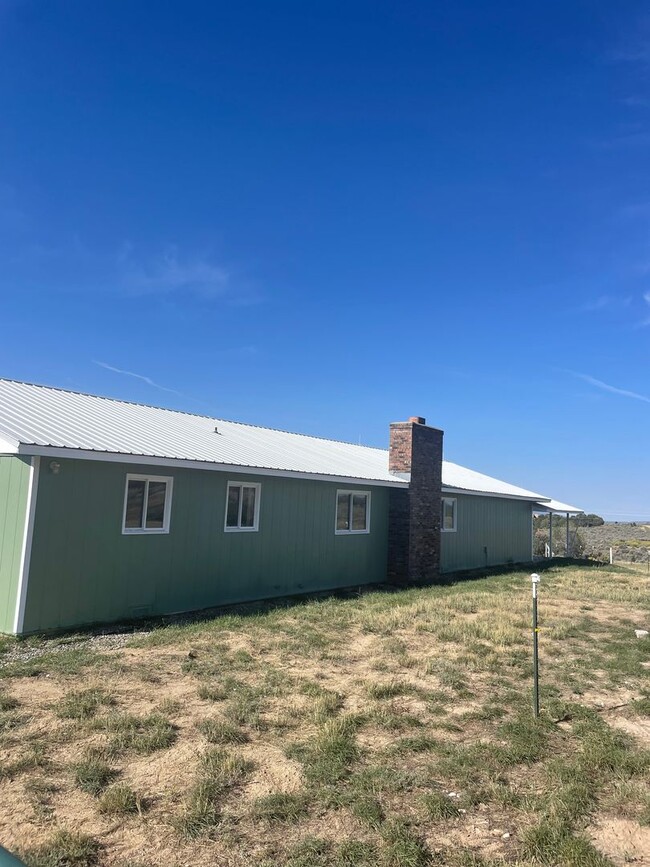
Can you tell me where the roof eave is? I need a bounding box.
[442,485,550,503]
[16,443,409,488]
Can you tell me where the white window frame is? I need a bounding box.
[335,490,371,535]
[224,481,261,532]
[122,474,173,535]
[441,497,457,533]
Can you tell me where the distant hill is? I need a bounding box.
[580,522,650,563]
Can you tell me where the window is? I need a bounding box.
[441,497,457,532]
[225,482,261,531]
[122,475,173,534]
[336,490,370,534]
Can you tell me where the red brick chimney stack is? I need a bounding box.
[388,417,443,584]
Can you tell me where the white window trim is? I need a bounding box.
[122,474,173,535]
[441,497,457,533]
[224,481,261,532]
[335,489,371,535]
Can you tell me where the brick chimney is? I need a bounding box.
[387,417,443,584]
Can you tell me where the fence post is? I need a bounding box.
[531,573,541,718]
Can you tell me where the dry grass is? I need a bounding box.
[0,561,648,866]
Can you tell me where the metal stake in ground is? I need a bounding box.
[531,573,541,718]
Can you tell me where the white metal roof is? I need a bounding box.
[0,378,552,500]
[533,499,584,514]
[442,461,549,501]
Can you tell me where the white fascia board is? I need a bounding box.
[13,456,40,635]
[533,505,583,515]
[441,486,551,503]
[17,444,408,488]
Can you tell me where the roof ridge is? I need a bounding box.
[0,377,389,453]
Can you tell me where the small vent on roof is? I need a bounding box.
[214,426,220,434]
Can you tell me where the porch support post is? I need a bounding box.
[566,512,570,557]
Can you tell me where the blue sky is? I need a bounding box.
[0,1,649,520]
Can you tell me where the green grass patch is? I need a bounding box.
[0,691,19,712]
[286,715,360,785]
[390,735,439,755]
[95,712,177,756]
[630,693,650,716]
[351,794,384,828]
[380,820,432,867]
[261,837,331,867]
[198,717,249,744]
[251,791,310,823]
[348,765,417,796]
[72,754,118,796]
[522,818,613,866]
[420,791,460,820]
[1,743,51,780]
[175,747,254,838]
[337,840,377,866]
[366,680,414,699]
[370,706,424,731]
[54,688,114,721]
[299,681,343,722]
[98,783,140,815]
[0,648,101,680]
[20,830,101,867]
[223,682,265,729]
[197,683,228,701]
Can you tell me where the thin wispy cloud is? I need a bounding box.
[93,361,185,397]
[594,129,650,150]
[569,370,650,405]
[641,291,650,327]
[118,244,231,299]
[617,200,650,220]
[578,294,632,313]
[580,295,611,312]
[621,95,650,109]
[609,16,650,66]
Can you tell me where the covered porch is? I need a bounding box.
[533,499,584,558]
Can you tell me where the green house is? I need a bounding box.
[0,379,576,635]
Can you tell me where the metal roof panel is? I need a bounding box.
[0,379,553,500]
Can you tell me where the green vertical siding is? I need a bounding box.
[440,493,532,572]
[0,456,31,634]
[23,459,390,633]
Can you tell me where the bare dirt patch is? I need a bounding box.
[589,816,650,866]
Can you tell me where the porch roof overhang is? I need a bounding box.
[533,499,583,515]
